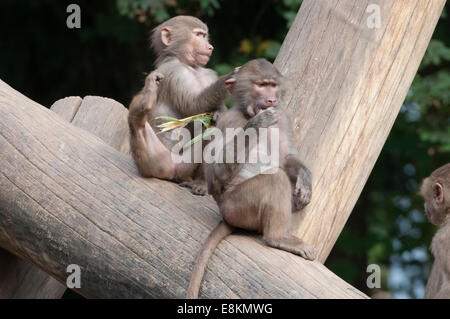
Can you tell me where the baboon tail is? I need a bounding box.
[186,221,233,298]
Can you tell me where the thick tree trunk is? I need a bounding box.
[274,0,445,262]
[0,96,130,299]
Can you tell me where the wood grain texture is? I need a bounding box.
[50,96,82,123]
[0,96,85,299]
[71,96,131,155]
[0,96,131,299]
[274,0,445,262]
[0,79,366,298]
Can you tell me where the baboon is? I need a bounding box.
[420,163,450,299]
[187,59,316,298]
[128,16,234,195]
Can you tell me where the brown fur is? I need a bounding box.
[186,59,316,298]
[128,16,234,195]
[420,163,450,298]
[151,16,208,67]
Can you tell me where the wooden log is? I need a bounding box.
[70,96,131,155]
[0,79,366,298]
[51,95,130,155]
[0,95,131,298]
[274,0,445,262]
[0,97,85,299]
[50,96,82,123]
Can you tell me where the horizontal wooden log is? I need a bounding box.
[0,97,86,299]
[0,95,132,299]
[0,79,366,298]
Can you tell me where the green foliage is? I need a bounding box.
[329,258,360,284]
[213,63,233,75]
[198,0,221,16]
[117,0,171,22]
[239,39,281,60]
[116,0,221,22]
[281,0,303,28]
[406,39,450,153]
[421,40,450,66]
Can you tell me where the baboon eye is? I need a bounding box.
[195,32,206,38]
[256,81,277,88]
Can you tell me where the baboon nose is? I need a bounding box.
[208,44,214,51]
[266,98,277,105]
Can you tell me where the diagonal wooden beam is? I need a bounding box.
[275,0,445,262]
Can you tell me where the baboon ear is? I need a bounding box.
[161,27,172,46]
[225,78,236,92]
[433,183,444,203]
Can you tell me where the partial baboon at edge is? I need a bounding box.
[420,163,450,299]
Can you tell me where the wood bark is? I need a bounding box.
[0,95,131,298]
[274,0,445,261]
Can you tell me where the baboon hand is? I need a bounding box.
[293,176,312,211]
[246,108,278,129]
[180,179,208,196]
[145,71,164,92]
[141,71,164,111]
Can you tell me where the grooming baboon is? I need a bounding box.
[187,59,316,298]
[128,16,233,195]
[420,163,450,299]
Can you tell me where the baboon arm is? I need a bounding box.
[160,67,230,117]
[432,231,450,276]
[212,137,244,186]
[128,87,158,130]
[425,260,443,298]
[283,155,310,181]
[211,109,250,186]
[426,228,450,299]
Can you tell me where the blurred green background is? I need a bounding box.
[0,0,448,299]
